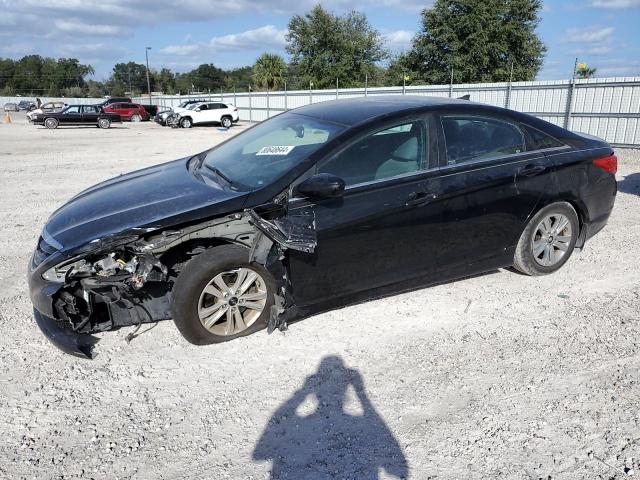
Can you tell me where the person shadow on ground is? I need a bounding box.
[617,172,640,197]
[253,355,408,479]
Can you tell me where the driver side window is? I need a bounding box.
[319,120,426,187]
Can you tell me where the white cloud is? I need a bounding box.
[160,25,287,57]
[589,0,640,8]
[563,26,614,43]
[383,30,413,50]
[212,25,287,50]
[568,45,613,56]
[54,19,132,37]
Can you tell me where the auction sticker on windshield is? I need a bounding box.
[256,146,295,156]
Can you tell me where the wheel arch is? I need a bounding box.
[159,237,251,277]
[526,196,588,248]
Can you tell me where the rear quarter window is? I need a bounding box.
[523,125,566,150]
[442,116,525,165]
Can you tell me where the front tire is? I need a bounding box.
[171,244,275,345]
[513,202,579,276]
[98,118,111,129]
[180,117,192,128]
[130,113,142,122]
[220,116,232,128]
[44,118,59,129]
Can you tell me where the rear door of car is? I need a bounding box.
[433,113,548,272]
[286,116,444,306]
[81,105,99,122]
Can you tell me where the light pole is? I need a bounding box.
[145,47,152,104]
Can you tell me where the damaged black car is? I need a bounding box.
[28,96,617,358]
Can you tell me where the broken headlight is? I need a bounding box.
[42,259,90,283]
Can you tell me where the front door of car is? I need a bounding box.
[286,118,443,306]
[434,114,548,272]
[61,105,82,124]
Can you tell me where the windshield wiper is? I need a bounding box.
[203,163,234,186]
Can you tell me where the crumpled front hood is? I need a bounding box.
[44,157,249,252]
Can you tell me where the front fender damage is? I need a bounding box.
[49,205,316,356]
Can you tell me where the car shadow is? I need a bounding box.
[253,355,409,479]
[618,173,640,197]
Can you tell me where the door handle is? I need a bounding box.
[406,191,437,207]
[518,165,546,177]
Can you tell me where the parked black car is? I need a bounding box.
[17,100,36,111]
[28,96,617,358]
[32,104,121,129]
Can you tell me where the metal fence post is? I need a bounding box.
[505,62,514,109]
[233,85,236,106]
[284,81,288,110]
[365,74,368,97]
[449,67,454,98]
[564,79,576,130]
[267,87,270,118]
[249,88,253,123]
[336,78,339,99]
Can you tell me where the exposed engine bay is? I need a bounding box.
[50,205,316,337]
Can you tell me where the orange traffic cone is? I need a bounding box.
[4,112,11,124]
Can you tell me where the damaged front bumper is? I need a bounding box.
[27,205,317,358]
[33,308,99,359]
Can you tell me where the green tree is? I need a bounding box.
[108,62,150,96]
[287,4,387,89]
[154,68,176,94]
[253,53,286,90]
[392,0,546,85]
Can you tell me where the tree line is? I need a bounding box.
[1,1,553,98]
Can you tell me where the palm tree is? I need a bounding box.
[253,53,286,91]
[576,64,597,79]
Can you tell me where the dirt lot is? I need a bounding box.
[0,116,639,479]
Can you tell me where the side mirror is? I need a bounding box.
[297,173,346,199]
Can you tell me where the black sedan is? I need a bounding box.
[32,104,121,129]
[27,96,617,358]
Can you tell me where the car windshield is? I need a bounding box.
[201,113,345,190]
[187,103,201,110]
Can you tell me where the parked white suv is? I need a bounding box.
[177,102,239,128]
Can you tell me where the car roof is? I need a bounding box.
[292,95,476,126]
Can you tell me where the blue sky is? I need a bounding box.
[1,0,639,82]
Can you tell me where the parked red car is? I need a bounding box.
[103,102,149,122]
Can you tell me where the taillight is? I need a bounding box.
[593,154,617,175]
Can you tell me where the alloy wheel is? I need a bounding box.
[131,113,141,122]
[197,267,268,336]
[531,213,573,267]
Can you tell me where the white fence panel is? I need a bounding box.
[5,77,637,145]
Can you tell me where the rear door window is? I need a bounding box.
[441,116,525,165]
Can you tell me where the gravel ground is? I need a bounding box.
[0,116,639,479]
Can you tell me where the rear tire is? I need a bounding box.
[171,244,275,345]
[44,118,58,129]
[513,202,579,276]
[98,118,111,129]
[180,117,192,128]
